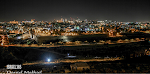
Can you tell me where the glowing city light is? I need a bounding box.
[48,59,50,62]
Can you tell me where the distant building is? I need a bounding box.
[22,20,32,24]
[9,20,18,24]
[31,19,35,23]
[84,19,88,23]
[0,22,5,24]
[65,19,68,22]
[36,21,41,25]
[57,18,64,23]
[68,21,74,24]
[65,27,74,32]
[61,18,64,22]
[97,21,105,24]
[70,63,90,72]
[40,21,44,25]
[9,29,22,34]
[75,19,82,23]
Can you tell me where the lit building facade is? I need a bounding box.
[9,20,18,24]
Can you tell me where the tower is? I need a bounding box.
[61,18,64,22]
[65,19,67,22]
[31,19,34,23]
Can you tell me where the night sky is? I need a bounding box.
[0,0,150,22]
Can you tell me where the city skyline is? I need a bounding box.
[1,1,150,72]
[0,0,150,22]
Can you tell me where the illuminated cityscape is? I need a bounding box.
[0,18,150,45]
[0,0,150,73]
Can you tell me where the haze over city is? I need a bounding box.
[0,0,150,22]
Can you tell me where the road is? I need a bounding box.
[22,57,123,65]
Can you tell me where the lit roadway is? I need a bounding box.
[22,57,123,66]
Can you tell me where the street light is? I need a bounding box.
[48,59,50,62]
